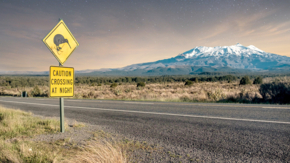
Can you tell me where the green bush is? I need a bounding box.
[179,96,191,102]
[110,83,118,88]
[253,76,263,84]
[31,86,41,97]
[97,83,102,86]
[240,76,251,85]
[259,82,290,104]
[184,80,193,86]
[137,82,145,87]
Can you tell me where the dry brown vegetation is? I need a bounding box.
[0,106,126,163]
[73,81,262,102]
[0,81,261,102]
[2,76,290,103]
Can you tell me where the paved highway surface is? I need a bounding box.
[0,96,290,162]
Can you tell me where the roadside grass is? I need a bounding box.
[0,106,62,139]
[92,130,163,162]
[0,106,126,163]
[3,76,290,104]
[64,140,126,163]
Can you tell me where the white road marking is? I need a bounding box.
[124,102,154,105]
[1,97,290,110]
[0,97,290,110]
[262,107,290,109]
[67,100,103,102]
[0,99,290,125]
[0,100,58,107]
[67,100,81,102]
[0,97,57,101]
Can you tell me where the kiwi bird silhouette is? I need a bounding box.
[54,34,71,51]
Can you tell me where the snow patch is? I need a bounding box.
[180,43,266,58]
[247,45,263,52]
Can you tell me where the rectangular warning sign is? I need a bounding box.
[49,66,74,97]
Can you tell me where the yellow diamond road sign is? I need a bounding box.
[43,20,79,65]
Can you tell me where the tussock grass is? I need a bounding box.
[64,140,126,163]
[0,106,61,139]
[0,106,127,163]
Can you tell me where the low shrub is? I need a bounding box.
[110,83,118,88]
[184,80,193,86]
[113,89,122,96]
[207,89,226,101]
[179,96,192,102]
[137,82,145,87]
[125,88,131,93]
[31,86,41,97]
[240,76,251,85]
[253,76,263,84]
[88,91,95,98]
[259,81,290,104]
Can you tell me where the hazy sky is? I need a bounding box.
[1,0,290,71]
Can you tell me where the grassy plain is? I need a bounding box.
[0,80,261,102]
[73,81,261,102]
[1,76,290,103]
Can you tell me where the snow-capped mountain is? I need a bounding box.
[121,43,290,71]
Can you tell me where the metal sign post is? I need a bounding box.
[49,65,74,133]
[43,19,78,133]
[59,62,65,133]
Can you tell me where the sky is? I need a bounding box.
[1,0,290,71]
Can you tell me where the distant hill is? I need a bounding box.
[77,66,253,76]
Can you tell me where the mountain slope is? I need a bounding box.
[120,43,290,72]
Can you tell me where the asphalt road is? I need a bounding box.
[0,96,290,162]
